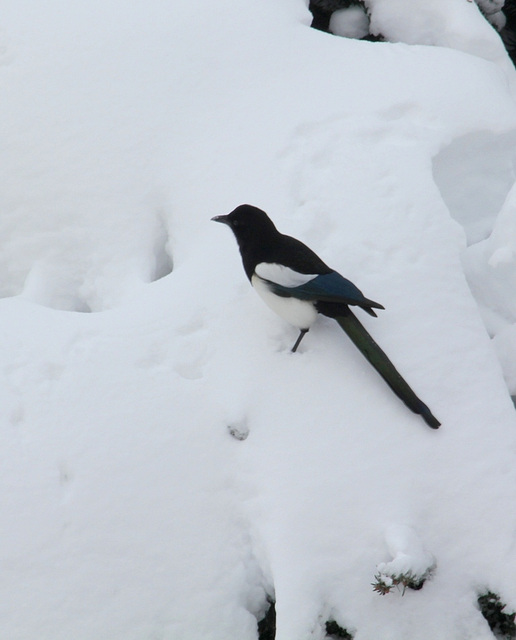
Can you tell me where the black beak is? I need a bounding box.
[211,214,230,225]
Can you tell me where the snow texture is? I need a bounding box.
[329,6,371,40]
[1,1,516,639]
[365,0,512,72]
[375,524,436,589]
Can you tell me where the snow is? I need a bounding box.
[366,0,512,72]
[375,524,436,590]
[1,0,516,638]
[329,6,370,40]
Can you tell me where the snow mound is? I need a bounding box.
[366,0,511,71]
[0,1,516,639]
[330,6,370,39]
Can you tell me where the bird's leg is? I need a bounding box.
[291,328,309,353]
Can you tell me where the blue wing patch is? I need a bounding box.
[266,271,384,312]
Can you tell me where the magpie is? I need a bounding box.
[212,204,440,429]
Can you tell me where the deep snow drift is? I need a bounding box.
[1,1,516,639]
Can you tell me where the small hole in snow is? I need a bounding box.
[150,213,173,282]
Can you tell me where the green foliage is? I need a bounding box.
[257,598,276,640]
[325,619,353,639]
[372,570,426,596]
[478,591,516,639]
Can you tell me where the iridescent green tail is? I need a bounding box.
[335,310,440,429]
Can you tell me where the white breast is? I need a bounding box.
[251,274,318,330]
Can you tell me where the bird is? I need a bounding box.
[212,204,440,429]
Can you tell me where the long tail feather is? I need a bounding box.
[335,310,440,429]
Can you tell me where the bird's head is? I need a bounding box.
[211,205,277,247]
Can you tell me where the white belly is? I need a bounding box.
[251,274,318,330]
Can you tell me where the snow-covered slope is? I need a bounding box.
[1,1,516,639]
